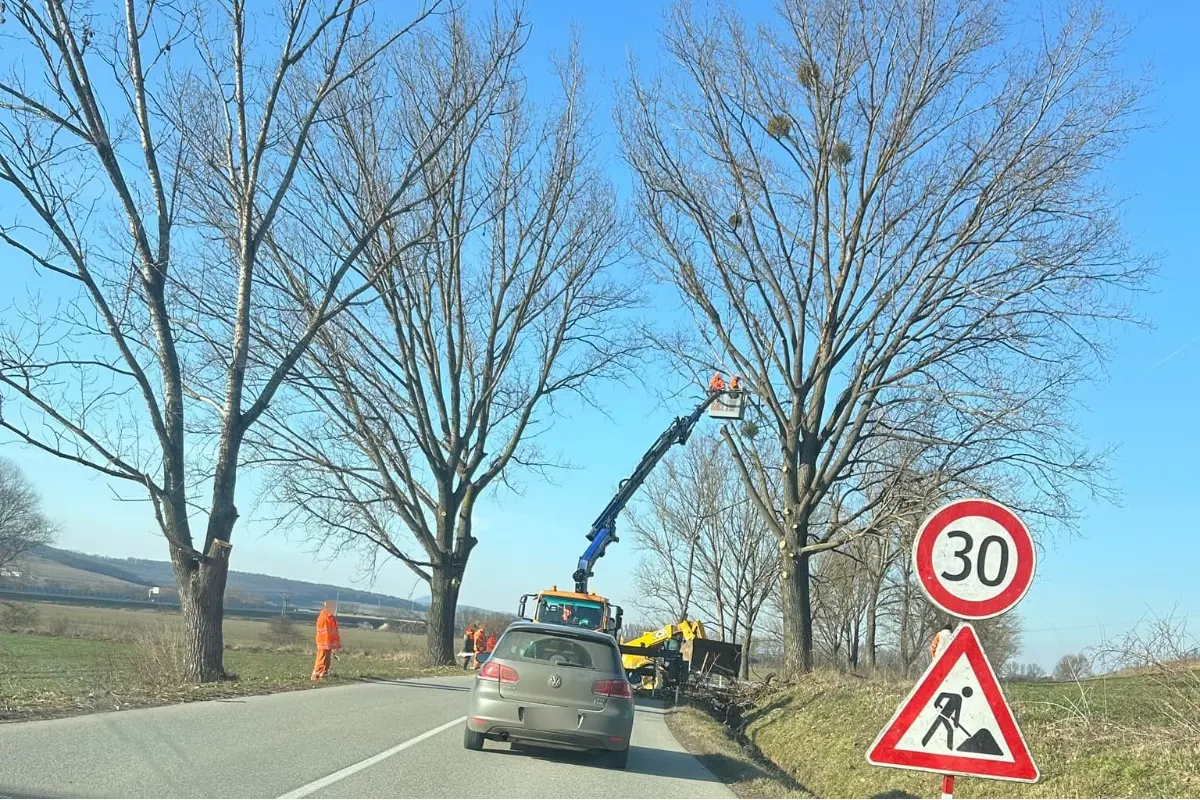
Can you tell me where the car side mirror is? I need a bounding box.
[476,651,492,664]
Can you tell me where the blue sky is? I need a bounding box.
[3,0,1199,670]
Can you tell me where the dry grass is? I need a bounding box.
[0,601,39,630]
[263,615,301,649]
[670,670,1200,799]
[0,602,449,723]
[0,602,425,655]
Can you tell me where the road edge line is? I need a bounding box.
[277,715,467,799]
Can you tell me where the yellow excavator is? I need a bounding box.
[518,376,746,638]
[620,619,742,692]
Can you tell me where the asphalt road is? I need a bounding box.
[0,675,733,799]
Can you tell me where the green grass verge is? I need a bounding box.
[669,671,1200,799]
[0,604,456,723]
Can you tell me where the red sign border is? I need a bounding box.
[913,498,1035,619]
[866,624,1039,782]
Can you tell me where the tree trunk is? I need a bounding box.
[172,541,231,682]
[179,566,228,681]
[780,550,813,673]
[426,565,461,665]
[729,578,742,649]
[898,575,912,671]
[741,627,752,679]
[681,534,697,620]
[715,589,727,640]
[849,615,860,669]
[865,587,878,669]
[420,494,477,666]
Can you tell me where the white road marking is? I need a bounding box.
[277,715,467,799]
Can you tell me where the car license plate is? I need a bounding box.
[525,707,579,731]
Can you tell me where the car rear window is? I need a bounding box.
[494,629,618,672]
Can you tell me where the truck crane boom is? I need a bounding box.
[572,381,744,593]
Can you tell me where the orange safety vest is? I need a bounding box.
[929,631,942,657]
[709,373,726,391]
[730,376,740,390]
[473,628,486,653]
[316,609,341,651]
[486,635,497,651]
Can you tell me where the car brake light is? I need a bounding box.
[592,679,632,698]
[478,661,519,684]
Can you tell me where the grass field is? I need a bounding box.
[668,671,1200,799]
[0,602,448,723]
[1,602,426,652]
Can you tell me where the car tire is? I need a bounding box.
[463,726,485,751]
[603,747,629,769]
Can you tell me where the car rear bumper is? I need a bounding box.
[467,693,634,752]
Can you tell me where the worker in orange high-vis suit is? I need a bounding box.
[930,626,952,659]
[709,372,726,392]
[311,602,341,680]
[472,625,487,669]
[461,624,476,670]
[486,633,497,653]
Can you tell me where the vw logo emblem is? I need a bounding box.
[548,674,562,688]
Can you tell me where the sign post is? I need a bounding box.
[867,498,1039,796]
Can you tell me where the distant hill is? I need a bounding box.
[19,553,146,593]
[24,546,427,618]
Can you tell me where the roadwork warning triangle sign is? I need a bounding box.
[866,624,1039,782]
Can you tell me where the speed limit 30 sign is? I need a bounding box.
[913,499,1035,619]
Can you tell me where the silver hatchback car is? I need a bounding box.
[464,622,635,768]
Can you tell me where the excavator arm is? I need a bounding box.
[572,383,742,593]
[620,619,707,651]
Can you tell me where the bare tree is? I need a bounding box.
[1003,661,1047,682]
[630,432,778,674]
[619,618,664,640]
[852,454,969,668]
[880,581,1023,676]
[630,434,728,623]
[1054,652,1093,681]
[974,614,1023,669]
[1093,613,1200,737]
[811,548,870,667]
[0,0,502,680]
[620,0,1147,672]
[0,457,56,570]
[820,397,1086,671]
[253,42,642,664]
[720,464,781,678]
